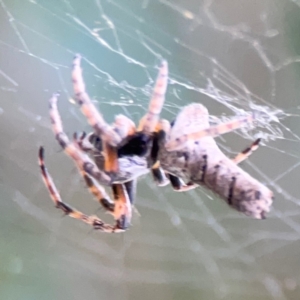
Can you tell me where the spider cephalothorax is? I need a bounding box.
[39,55,273,234]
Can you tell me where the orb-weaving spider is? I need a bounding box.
[39,55,273,233]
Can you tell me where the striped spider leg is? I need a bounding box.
[39,94,134,232]
[40,57,169,233]
[72,54,169,186]
[72,114,138,207]
[158,104,273,219]
[39,147,129,233]
[71,55,169,202]
[72,54,121,173]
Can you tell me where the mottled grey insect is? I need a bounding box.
[39,55,273,235]
[158,104,273,219]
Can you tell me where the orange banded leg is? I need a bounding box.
[150,119,171,186]
[72,54,121,173]
[73,132,94,152]
[232,138,261,164]
[103,114,137,173]
[73,114,137,173]
[81,172,115,213]
[72,133,133,224]
[138,60,168,134]
[111,183,132,230]
[113,114,136,140]
[166,114,255,152]
[102,142,119,173]
[38,147,124,233]
[72,54,121,146]
[49,93,111,186]
[71,134,116,213]
[49,95,132,230]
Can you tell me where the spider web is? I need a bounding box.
[0,0,300,299]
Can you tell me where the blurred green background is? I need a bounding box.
[1,0,300,299]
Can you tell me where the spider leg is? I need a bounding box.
[70,135,114,212]
[38,147,124,233]
[73,131,94,152]
[232,138,261,164]
[80,171,115,213]
[74,127,136,227]
[149,119,171,186]
[75,115,136,155]
[112,116,138,211]
[138,60,168,134]
[73,118,139,207]
[111,183,132,230]
[72,132,135,222]
[101,142,119,173]
[113,114,136,140]
[102,114,137,173]
[49,93,111,186]
[166,112,255,152]
[99,143,118,175]
[72,54,121,173]
[50,95,133,228]
[72,54,121,146]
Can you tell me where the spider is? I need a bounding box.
[39,55,273,233]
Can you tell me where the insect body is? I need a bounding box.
[157,104,273,219]
[39,55,273,235]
